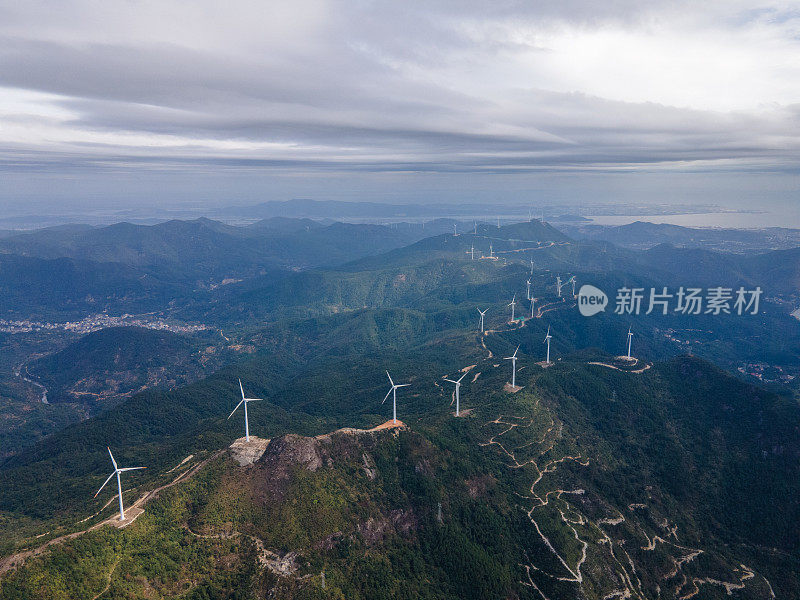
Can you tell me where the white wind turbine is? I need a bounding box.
[477,307,488,333]
[504,345,520,388]
[470,244,475,259]
[526,278,531,300]
[508,294,517,322]
[530,258,535,275]
[383,371,410,424]
[627,326,634,359]
[571,276,577,296]
[489,244,494,259]
[94,447,146,521]
[228,379,262,442]
[530,297,536,318]
[453,223,458,236]
[544,326,553,364]
[443,371,467,416]
[556,275,562,297]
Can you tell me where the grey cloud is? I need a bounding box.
[0,0,798,209]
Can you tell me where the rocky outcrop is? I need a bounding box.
[228,436,270,466]
[260,433,323,472]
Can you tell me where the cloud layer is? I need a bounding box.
[1,1,799,208]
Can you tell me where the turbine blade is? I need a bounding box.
[382,388,392,404]
[94,471,116,498]
[227,399,244,419]
[117,466,146,472]
[443,379,457,384]
[107,446,117,470]
[396,383,411,388]
[244,398,263,402]
[386,371,394,387]
[457,372,467,382]
[513,345,520,358]
[239,379,245,400]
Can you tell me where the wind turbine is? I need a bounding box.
[453,223,458,236]
[626,326,634,359]
[383,371,410,424]
[443,371,467,416]
[504,345,520,388]
[477,307,488,333]
[508,294,517,322]
[571,276,577,296]
[470,245,475,260]
[530,297,536,318]
[489,244,494,259]
[556,276,562,297]
[94,447,146,521]
[544,326,553,364]
[228,379,262,442]
[526,278,531,300]
[530,258,535,275]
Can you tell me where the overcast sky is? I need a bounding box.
[1,0,799,214]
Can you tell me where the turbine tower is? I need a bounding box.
[544,326,553,364]
[477,307,488,333]
[94,447,146,521]
[489,244,494,259]
[228,379,263,442]
[530,258,534,275]
[443,371,467,416]
[470,245,475,260]
[504,345,520,387]
[571,276,577,296]
[526,278,531,300]
[556,275,562,297]
[627,326,634,359]
[508,294,517,322]
[383,371,410,424]
[453,223,458,236]
[530,297,535,318]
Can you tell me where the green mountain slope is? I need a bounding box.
[4,219,800,599]
[28,327,222,406]
[0,254,187,318]
[1,353,797,599]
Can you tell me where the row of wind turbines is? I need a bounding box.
[478,269,636,392]
[95,269,637,523]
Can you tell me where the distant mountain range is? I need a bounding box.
[562,220,800,253]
